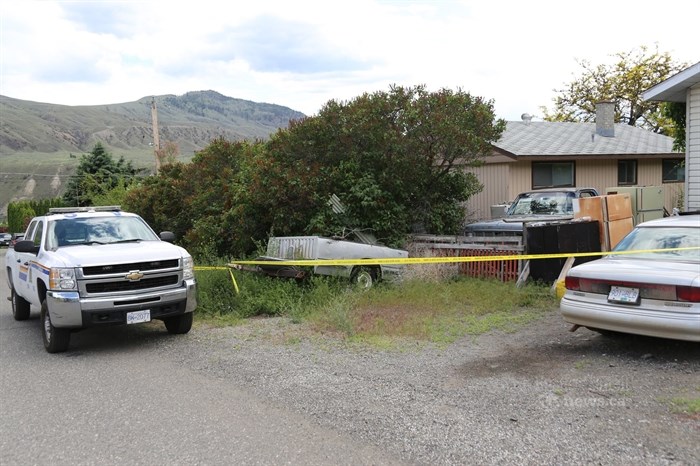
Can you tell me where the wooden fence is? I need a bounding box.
[407,235,525,282]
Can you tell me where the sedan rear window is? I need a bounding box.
[613,226,700,261]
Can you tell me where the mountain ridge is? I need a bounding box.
[0,90,306,156]
[0,91,306,219]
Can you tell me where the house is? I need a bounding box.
[465,102,684,221]
[642,62,700,212]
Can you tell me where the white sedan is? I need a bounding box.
[560,214,700,342]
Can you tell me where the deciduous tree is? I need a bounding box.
[541,45,685,133]
[259,85,506,245]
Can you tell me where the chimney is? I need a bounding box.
[595,101,615,137]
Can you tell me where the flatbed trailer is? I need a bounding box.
[239,236,408,288]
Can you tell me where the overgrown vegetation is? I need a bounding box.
[194,267,556,346]
[125,85,505,260]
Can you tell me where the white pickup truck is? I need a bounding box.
[5,206,197,353]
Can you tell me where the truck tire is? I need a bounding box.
[350,266,377,289]
[11,287,31,321]
[41,300,70,353]
[163,312,193,334]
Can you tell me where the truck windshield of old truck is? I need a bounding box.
[507,192,575,216]
[48,216,160,249]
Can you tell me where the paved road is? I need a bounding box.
[0,249,400,466]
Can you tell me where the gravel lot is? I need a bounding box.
[164,310,699,465]
[2,237,697,465]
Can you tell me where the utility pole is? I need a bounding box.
[151,97,161,173]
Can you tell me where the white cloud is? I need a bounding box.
[1,0,697,119]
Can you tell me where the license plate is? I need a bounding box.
[608,286,639,304]
[126,310,151,324]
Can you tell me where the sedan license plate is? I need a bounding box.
[608,286,639,304]
[126,310,151,324]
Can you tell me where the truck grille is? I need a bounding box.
[82,259,179,276]
[85,275,179,293]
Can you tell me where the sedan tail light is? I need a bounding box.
[564,276,580,291]
[677,286,700,303]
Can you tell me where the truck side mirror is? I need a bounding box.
[160,231,176,243]
[14,240,40,254]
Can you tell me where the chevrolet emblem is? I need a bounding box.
[125,271,144,281]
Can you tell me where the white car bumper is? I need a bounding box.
[560,292,700,342]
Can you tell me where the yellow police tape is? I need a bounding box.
[194,265,240,293]
[194,247,699,296]
[224,247,699,267]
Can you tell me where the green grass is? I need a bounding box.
[668,396,700,415]
[194,267,556,346]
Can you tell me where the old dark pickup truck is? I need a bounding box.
[464,187,600,237]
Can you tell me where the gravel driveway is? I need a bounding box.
[2,236,697,466]
[166,310,699,465]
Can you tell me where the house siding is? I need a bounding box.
[568,159,681,211]
[465,157,683,222]
[464,163,510,221]
[687,85,700,210]
[507,163,530,200]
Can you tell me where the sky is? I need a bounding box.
[0,0,697,121]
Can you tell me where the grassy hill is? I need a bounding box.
[0,91,306,221]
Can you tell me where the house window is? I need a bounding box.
[662,159,684,182]
[532,162,574,188]
[617,160,637,185]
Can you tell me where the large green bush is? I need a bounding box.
[125,86,505,261]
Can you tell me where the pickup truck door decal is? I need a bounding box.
[18,264,29,282]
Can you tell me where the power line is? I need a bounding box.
[0,172,152,179]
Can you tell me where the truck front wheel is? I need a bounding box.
[11,287,31,321]
[41,300,70,353]
[163,312,193,334]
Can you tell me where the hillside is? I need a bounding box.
[0,91,306,221]
[0,90,305,155]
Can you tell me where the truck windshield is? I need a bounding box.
[47,216,160,249]
[507,192,575,215]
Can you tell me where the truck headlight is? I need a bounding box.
[50,268,77,290]
[183,256,195,281]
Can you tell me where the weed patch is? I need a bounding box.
[195,268,556,346]
[667,395,700,417]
